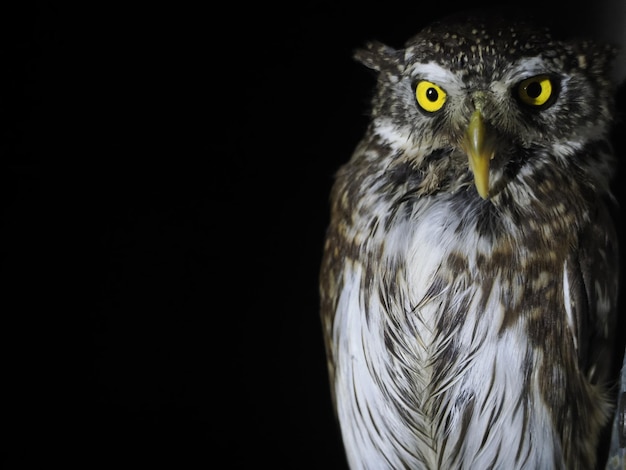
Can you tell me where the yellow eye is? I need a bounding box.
[517,75,554,107]
[415,81,447,112]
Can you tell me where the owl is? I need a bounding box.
[319,12,620,470]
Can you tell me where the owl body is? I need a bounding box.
[320,16,619,469]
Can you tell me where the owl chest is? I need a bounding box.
[370,215,516,381]
[338,203,572,465]
[366,200,567,366]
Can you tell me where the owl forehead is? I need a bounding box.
[407,22,555,59]
[402,23,565,83]
[405,57,551,92]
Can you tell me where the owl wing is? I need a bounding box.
[319,140,372,413]
[319,220,348,413]
[566,197,619,386]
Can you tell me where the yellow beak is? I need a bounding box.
[463,110,495,199]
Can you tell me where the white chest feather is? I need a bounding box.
[332,200,562,469]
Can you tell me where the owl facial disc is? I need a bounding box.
[462,110,495,199]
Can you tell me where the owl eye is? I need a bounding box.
[516,75,555,108]
[415,81,447,113]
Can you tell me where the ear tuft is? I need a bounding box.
[353,41,402,72]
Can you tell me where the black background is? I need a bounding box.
[2,1,625,468]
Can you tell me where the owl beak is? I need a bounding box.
[463,110,495,199]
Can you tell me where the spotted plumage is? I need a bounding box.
[320,13,620,469]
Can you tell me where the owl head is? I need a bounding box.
[355,14,617,199]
